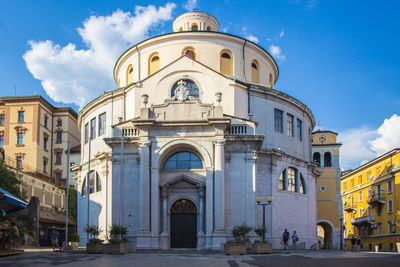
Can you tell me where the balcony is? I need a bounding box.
[367,195,385,205]
[343,203,356,212]
[351,215,374,226]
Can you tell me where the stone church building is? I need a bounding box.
[76,11,319,250]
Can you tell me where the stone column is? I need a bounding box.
[138,141,151,246]
[151,162,160,249]
[245,152,257,232]
[214,140,225,232]
[160,188,169,250]
[161,189,168,235]
[205,167,214,249]
[212,140,226,249]
[198,187,205,235]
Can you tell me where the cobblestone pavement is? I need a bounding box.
[1,250,400,267]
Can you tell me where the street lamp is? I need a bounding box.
[256,195,273,241]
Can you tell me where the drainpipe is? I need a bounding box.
[242,40,247,82]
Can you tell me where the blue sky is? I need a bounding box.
[1,0,399,169]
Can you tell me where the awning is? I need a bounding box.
[0,188,28,215]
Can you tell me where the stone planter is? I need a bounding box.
[224,244,247,255]
[396,242,400,253]
[69,242,78,250]
[86,243,105,254]
[126,242,136,253]
[251,242,272,254]
[105,243,127,254]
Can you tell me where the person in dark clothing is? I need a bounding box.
[50,226,60,251]
[282,228,290,250]
[356,237,361,252]
[351,236,356,251]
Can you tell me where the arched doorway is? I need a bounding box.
[317,222,333,249]
[170,199,197,248]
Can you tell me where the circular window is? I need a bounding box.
[320,186,326,192]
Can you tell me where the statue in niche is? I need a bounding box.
[173,80,190,101]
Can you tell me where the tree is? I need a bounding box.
[0,162,24,199]
[64,186,77,222]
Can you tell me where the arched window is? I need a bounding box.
[313,152,321,167]
[299,173,306,194]
[182,47,196,60]
[191,24,198,31]
[278,169,286,190]
[220,50,233,76]
[324,152,332,167]
[207,26,211,31]
[179,27,183,32]
[171,80,200,99]
[163,151,203,170]
[126,65,133,86]
[251,60,259,83]
[81,171,102,197]
[148,53,160,76]
[287,167,297,192]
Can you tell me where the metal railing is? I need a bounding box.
[351,215,374,225]
[3,155,65,187]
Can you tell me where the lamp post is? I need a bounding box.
[64,142,70,250]
[256,195,273,241]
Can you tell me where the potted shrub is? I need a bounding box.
[84,225,104,253]
[105,224,130,254]
[225,224,252,255]
[252,227,272,254]
[69,233,80,250]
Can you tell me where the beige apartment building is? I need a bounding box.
[0,95,80,185]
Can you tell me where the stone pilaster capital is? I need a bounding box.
[139,141,150,148]
[213,139,225,146]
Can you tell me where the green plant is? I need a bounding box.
[232,224,252,243]
[69,233,80,242]
[254,226,266,241]
[84,224,102,243]
[109,224,128,243]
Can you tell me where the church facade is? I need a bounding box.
[76,11,318,250]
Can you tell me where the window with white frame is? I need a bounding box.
[274,109,283,133]
[388,199,393,213]
[358,191,363,202]
[98,113,106,136]
[287,167,296,192]
[387,180,393,193]
[286,114,294,137]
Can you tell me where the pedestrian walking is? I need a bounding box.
[282,228,290,250]
[292,230,299,247]
[351,236,356,251]
[50,226,60,251]
[356,237,361,252]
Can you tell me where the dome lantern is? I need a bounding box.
[173,11,219,32]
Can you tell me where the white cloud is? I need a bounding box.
[246,34,259,43]
[269,45,286,60]
[369,114,400,155]
[339,114,400,170]
[279,29,285,38]
[183,0,198,11]
[339,127,377,170]
[23,3,176,108]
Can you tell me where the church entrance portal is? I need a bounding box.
[170,199,197,248]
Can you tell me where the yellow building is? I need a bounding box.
[312,130,343,249]
[0,95,80,185]
[341,148,400,251]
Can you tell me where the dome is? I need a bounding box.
[172,11,219,32]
